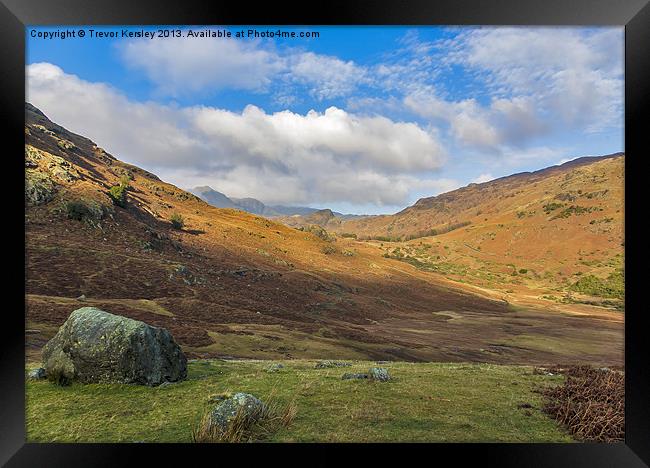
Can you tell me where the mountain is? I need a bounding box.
[190,186,325,218]
[189,186,239,209]
[24,102,622,366]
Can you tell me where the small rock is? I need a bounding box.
[266,363,284,373]
[342,373,369,380]
[369,367,390,382]
[77,294,86,301]
[208,393,266,433]
[157,381,176,388]
[315,360,352,369]
[27,367,46,380]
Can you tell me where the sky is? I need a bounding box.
[26,26,624,215]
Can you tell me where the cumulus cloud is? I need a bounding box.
[27,63,447,207]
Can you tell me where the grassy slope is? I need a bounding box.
[26,360,572,443]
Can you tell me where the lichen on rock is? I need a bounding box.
[42,307,187,386]
[207,393,267,433]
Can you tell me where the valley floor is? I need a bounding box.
[26,359,574,443]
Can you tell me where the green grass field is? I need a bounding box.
[25,360,573,443]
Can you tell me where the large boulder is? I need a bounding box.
[42,307,187,386]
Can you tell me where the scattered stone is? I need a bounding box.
[315,360,352,369]
[266,363,284,373]
[208,393,266,433]
[42,307,187,386]
[342,373,369,380]
[77,294,86,301]
[157,381,177,388]
[369,367,391,382]
[27,368,47,380]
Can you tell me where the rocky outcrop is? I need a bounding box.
[42,307,187,386]
[25,170,56,205]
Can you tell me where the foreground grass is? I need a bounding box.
[26,360,573,443]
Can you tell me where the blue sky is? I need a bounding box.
[26,26,624,214]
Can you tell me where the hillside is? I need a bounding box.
[333,154,624,310]
[24,102,623,366]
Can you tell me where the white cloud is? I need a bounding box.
[121,36,285,95]
[120,35,370,101]
[27,63,447,207]
[472,173,494,184]
[288,52,368,100]
[396,27,623,157]
[443,27,623,133]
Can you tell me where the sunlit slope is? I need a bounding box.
[336,154,624,307]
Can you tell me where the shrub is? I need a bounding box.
[339,232,358,239]
[543,202,564,214]
[108,184,127,208]
[63,199,103,222]
[540,366,624,442]
[170,213,185,229]
[519,268,528,274]
[569,270,624,299]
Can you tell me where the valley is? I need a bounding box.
[25,103,624,368]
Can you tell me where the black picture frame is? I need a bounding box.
[2,0,648,466]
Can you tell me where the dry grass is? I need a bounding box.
[539,365,624,442]
[191,393,297,443]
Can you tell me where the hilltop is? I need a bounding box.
[24,102,622,366]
